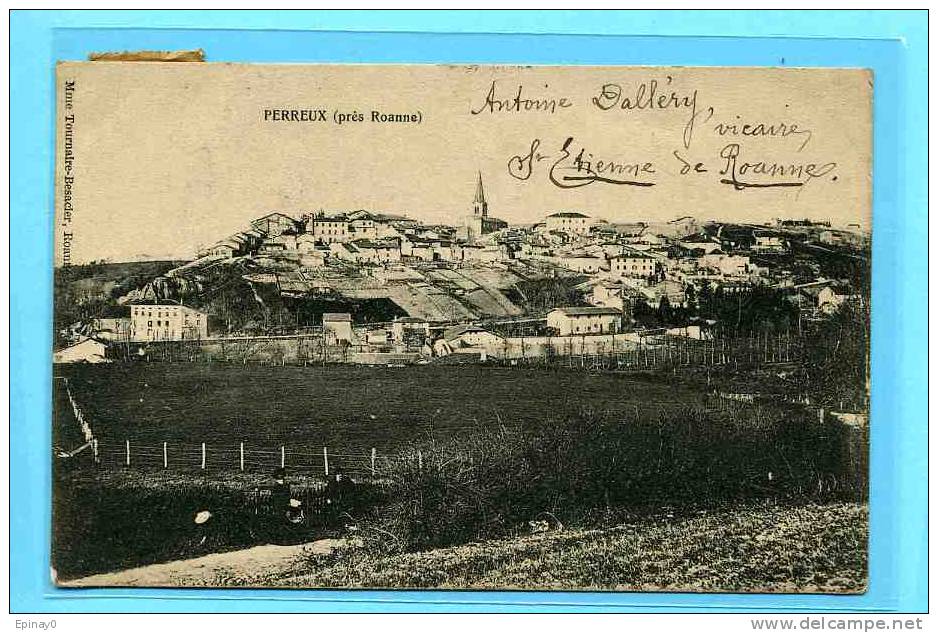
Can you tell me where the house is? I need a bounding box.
[603,222,646,238]
[560,254,604,273]
[353,239,402,264]
[752,231,788,253]
[590,282,643,316]
[323,313,354,344]
[641,279,688,309]
[259,240,288,255]
[309,214,350,244]
[251,212,300,237]
[678,234,723,255]
[53,337,109,364]
[816,286,860,314]
[400,236,436,261]
[209,240,241,259]
[441,324,504,350]
[545,211,590,235]
[266,232,299,251]
[392,316,430,349]
[364,328,390,346]
[92,316,131,342]
[434,241,464,263]
[716,225,756,251]
[698,254,751,277]
[546,307,622,336]
[348,212,378,240]
[240,228,266,247]
[295,234,329,267]
[818,229,868,248]
[129,304,209,342]
[609,253,663,281]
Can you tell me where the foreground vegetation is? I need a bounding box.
[359,406,866,554]
[54,358,867,587]
[54,395,866,582]
[86,503,864,592]
[277,503,867,592]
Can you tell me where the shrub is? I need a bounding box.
[362,403,867,553]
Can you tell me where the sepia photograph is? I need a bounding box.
[51,61,871,592]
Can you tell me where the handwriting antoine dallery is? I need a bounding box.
[468,77,833,192]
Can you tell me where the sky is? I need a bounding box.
[55,63,871,264]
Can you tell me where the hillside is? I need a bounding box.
[60,251,578,335]
[64,502,867,592]
[54,260,184,344]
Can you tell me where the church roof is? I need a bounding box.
[474,172,486,205]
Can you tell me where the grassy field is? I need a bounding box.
[55,363,712,472]
[211,503,868,592]
[52,362,865,585]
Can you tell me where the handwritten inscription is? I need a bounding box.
[718,144,837,191]
[487,76,840,195]
[509,137,655,189]
[509,138,837,192]
[470,81,573,115]
[713,116,814,152]
[591,77,713,150]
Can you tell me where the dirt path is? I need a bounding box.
[60,538,345,588]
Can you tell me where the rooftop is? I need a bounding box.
[548,211,590,219]
[550,306,622,317]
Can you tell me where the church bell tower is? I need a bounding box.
[473,172,488,218]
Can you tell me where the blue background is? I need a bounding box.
[10,10,928,613]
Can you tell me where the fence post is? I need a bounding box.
[280,445,285,469]
[418,449,423,472]
[371,447,377,476]
[163,441,168,469]
[125,440,130,467]
[818,407,825,424]
[323,446,329,476]
[201,442,206,470]
[240,442,244,471]
[92,438,99,464]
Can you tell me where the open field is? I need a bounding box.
[66,502,868,592]
[52,363,865,584]
[55,363,714,471]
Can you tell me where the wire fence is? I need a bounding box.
[86,440,391,477]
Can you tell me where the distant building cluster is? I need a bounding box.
[56,170,869,364]
[197,173,512,269]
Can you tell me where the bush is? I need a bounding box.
[363,404,866,554]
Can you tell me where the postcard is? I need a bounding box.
[52,62,871,591]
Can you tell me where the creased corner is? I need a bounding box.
[88,49,205,62]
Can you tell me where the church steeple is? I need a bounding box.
[473,171,488,217]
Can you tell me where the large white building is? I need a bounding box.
[129,305,208,342]
[309,215,350,244]
[545,211,590,235]
[547,306,622,336]
[609,253,663,281]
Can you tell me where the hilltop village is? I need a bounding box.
[55,173,869,365]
